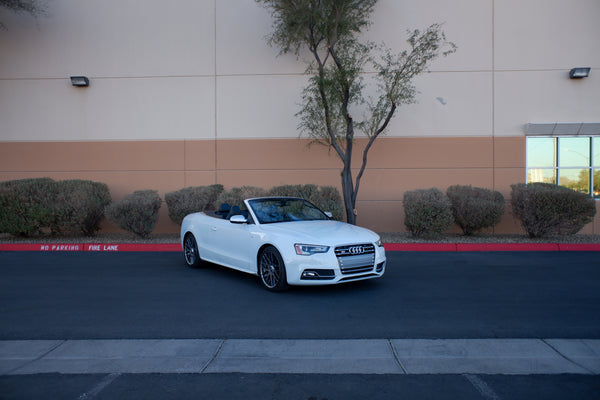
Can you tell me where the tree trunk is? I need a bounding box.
[341,165,356,225]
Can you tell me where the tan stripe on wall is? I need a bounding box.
[2,136,596,234]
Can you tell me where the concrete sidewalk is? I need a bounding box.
[1,339,598,375]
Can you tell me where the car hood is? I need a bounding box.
[260,220,380,245]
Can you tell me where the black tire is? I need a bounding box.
[183,233,203,268]
[258,246,289,292]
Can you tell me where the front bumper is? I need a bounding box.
[284,247,386,286]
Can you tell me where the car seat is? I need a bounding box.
[217,203,231,219]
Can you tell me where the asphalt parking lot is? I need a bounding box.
[1,250,599,399]
[2,373,599,400]
[0,251,599,339]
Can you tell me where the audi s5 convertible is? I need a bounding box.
[180,197,386,291]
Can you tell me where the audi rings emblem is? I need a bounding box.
[349,246,364,255]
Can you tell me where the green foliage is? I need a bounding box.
[52,180,112,236]
[0,178,56,236]
[312,185,344,221]
[446,185,505,236]
[269,184,344,220]
[511,183,596,238]
[299,23,457,150]
[269,184,319,199]
[257,0,456,224]
[0,0,45,29]
[0,0,41,13]
[403,188,454,238]
[0,178,112,237]
[257,0,376,57]
[216,186,269,210]
[105,190,162,238]
[165,184,224,225]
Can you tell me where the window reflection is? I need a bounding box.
[559,137,590,167]
[527,138,556,167]
[526,136,599,197]
[559,169,590,194]
[527,169,556,184]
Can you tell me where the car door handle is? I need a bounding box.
[211,226,217,231]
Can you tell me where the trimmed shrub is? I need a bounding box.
[269,184,344,220]
[165,184,224,225]
[446,185,505,236]
[105,190,162,238]
[52,180,112,236]
[511,183,596,238]
[312,185,344,221]
[0,178,56,236]
[403,188,454,238]
[216,186,268,209]
[269,184,320,200]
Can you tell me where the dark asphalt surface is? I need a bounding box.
[1,250,599,399]
[0,251,599,340]
[2,373,599,400]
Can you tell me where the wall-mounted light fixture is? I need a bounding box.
[70,76,90,87]
[569,68,591,79]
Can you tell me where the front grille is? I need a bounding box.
[335,243,375,275]
[335,244,375,257]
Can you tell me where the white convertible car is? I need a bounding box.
[180,197,386,291]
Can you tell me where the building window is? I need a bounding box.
[527,136,600,198]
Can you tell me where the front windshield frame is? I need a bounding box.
[247,198,330,225]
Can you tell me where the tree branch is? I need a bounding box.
[354,101,396,197]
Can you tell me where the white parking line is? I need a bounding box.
[463,374,502,400]
[77,373,121,400]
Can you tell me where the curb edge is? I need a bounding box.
[1,243,599,252]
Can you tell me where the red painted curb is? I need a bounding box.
[383,243,600,252]
[557,243,600,251]
[1,243,599,252]
[384,243,457,252]
[0,243,182,252]
[456,243,560,252]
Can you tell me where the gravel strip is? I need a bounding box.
[0,233,181,244]
[1,232,600,244]
[380,232,600,244]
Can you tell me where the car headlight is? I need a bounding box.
[375,239,384,247]
[294,244,330,255]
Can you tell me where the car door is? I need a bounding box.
[204,218,261,273]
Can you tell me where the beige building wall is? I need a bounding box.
[0,137,532,233]
[1,0,598,233]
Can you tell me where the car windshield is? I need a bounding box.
[248,198,330,224]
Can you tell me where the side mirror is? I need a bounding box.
[230,215,248,224]
[324,212,333,219]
